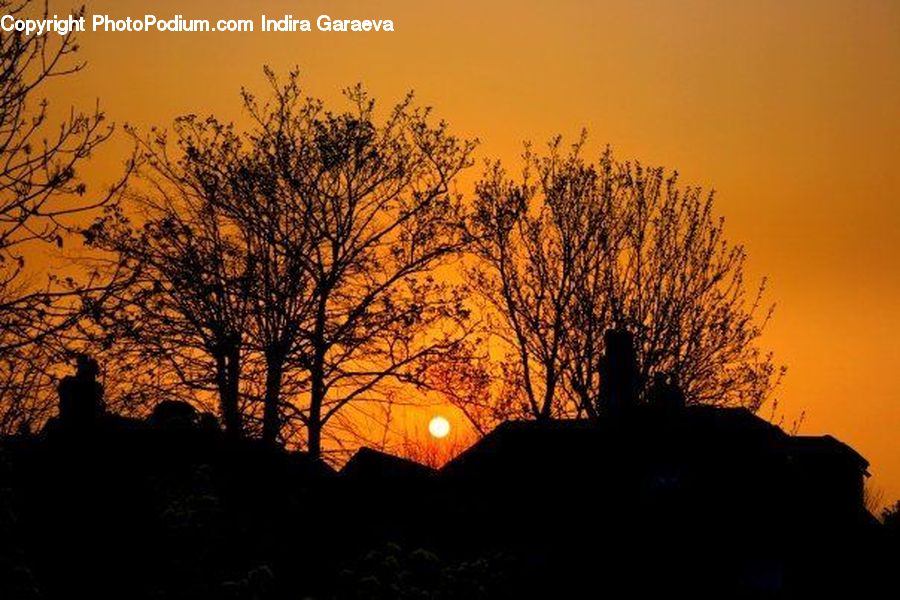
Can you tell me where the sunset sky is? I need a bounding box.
[40,0,900,502]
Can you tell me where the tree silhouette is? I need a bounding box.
[236,69,476,456]
[0,0,128,432]
[87,69,476,455]
[83,122,252,439]
[467,135,783,419]
[424,341,531,435]
[0,344,55,434]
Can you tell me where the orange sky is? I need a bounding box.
[40,0,900,503]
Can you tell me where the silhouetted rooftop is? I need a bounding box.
[341,447,436,480]
[440,406,870,490]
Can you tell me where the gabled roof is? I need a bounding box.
[440,406,870,481]
[787,434,870,473]
[341,447,435,481]
[441,419,597,478]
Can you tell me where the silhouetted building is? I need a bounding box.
[786,434,869,515]
[2,355,889,599]
[341,447,436,482]
[335,448,439,548]
[439,406,874,597]
[56,354,105,430]
[597,328,641,414]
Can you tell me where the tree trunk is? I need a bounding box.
[307,351,325,459]
[216,346,242,442]
[539,368,557,420]
[307,414,322,461]
[262,352,284,446]
[306,295,328,460]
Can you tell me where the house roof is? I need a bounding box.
[787,434,870,474]
[440,406,868,481]
[340,447,435,481]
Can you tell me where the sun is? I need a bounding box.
[428,415,451,439]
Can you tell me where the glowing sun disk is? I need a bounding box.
[428,416,451,439]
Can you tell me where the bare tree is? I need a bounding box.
[0,0,126,349]
[0,0,129,430]
[468,136,783,420]
[423,341,528,436]
[240,70,477,457]
[467,135,615,420]
[86,70,476,457]
[202,72,321,445]
[0,345,55,434]
[83,121,251,440]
